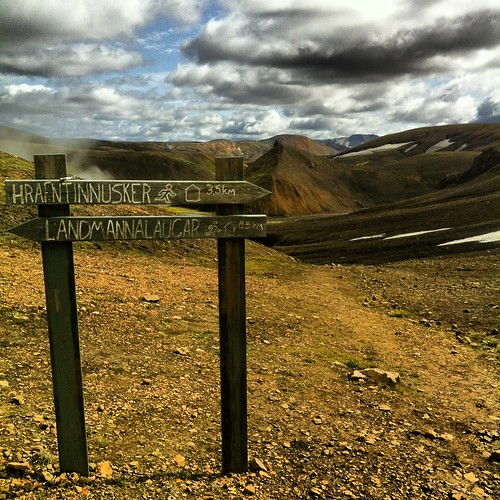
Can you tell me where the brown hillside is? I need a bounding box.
[246,142,357,216]
[260,134,340,156]
[247,141,477,216]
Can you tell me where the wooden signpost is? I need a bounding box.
[8,215,267,242]
[5,154,269,476]
[5,179,270,206]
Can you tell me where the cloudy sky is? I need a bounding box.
[1,0,499,142]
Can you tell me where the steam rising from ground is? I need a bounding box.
[68,164,114,181]
[0,133,113,180]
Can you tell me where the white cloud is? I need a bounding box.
[3,83,55,97]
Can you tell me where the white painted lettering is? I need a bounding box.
[106,219,117,239]
[191,218,200,237]
[101,184,112,203]
[77,184,90,203]
[134,219,145,239]
[48,182,62,203]
[142,184,151,204]
[11,184,24,204]
[172,218,183,238]
[67,220,80,240]
[122,183,132,203]
[34,183,44,203]
[112,184,123,203]
[89,183,100,203]
[131,183,141,204]
[44,219,56,241]
[78,220,92,240]
[123,220,134,239]
[152,220,162,238]
[24,184,34,204]
[56,219,68,240]
[90,221,104,238]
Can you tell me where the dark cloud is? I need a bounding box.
[169,67,304,105]
[474,97,500,123]
[184,9,500,82]
[0,44,142,77]
[289,116,331,131]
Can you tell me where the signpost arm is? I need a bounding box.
[35,154,89,475]
[216,156,248,473]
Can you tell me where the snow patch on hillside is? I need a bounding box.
[343,142,412,157]
[350,233,386,241]
[385,228,451,240]
[426,139,454,153]
[404,144,418,153]
[438,231,500,246]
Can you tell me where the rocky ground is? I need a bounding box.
[0,236,498,499]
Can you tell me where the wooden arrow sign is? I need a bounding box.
[5,179,270,206]
[7,215,267,242]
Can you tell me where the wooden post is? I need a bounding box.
[35,154,89,476]
[216,156,248,473]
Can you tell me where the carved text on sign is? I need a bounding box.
[5,180,271,206]
[8,215,267,242]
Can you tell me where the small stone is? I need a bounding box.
[379,404,391,412]
[6,462,31,474]
[423,429,440,440]
[0,380,9,388]
[439,433,455,442]
[142,294,160,303]
[244,484,256,495]
[141,378,153,385]
[174,347,189,356]
[463,471,478,483]
[249,457,267,472]
[40,471,55,483]
[174,454,185,466]
[96,461,113,478]
[10,394,25,405]
[350,370,367,381]
[472,486,489,498]
[361,368,400,386]
[357,433,376,444]
[309,486,323,496]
